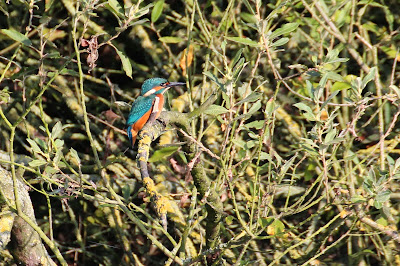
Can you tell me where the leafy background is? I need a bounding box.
[0,0,400,265]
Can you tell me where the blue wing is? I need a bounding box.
[126,96,155,126]
[127,96,155,146]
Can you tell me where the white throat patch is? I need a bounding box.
[152,96,161,113]
[143,88,156,97]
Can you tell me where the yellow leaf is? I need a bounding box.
[43,28,67,42]
[340,209,350,218]
[267,218,285,235]
[180,45,194,75]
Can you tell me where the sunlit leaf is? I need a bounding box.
[151,0,164,23]
[245,120,265,129]
[362,67,376,89]
[266,218,285,235]
[29,159,47,167]
[236,92,262,106]
[1,29,32,46]
[269,22,299,39]
[159,36,184,43]
[180,45,194,75]
[115,48,132,79]
[51,121,63,140]
[107,0,125,19]
[270,37,289,47]
[375,190,391,203]
[204,105,229,116]
[27,139,42,154]
[149,146,179,162]
[259,217,273,228]
[54,139,64,149]
[225,36,260,47]
[351,195,366,203]
[70,148,81,165]
[248,100,262,114]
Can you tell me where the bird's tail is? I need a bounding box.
[127,125,138,147]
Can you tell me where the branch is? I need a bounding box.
[136,88,223,253]
[0,165,61,265]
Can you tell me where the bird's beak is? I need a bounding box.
[165,82,186,88]
[154,82,186,95]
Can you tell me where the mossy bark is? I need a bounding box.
[0,166,56,266]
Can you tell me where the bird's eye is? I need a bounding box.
[160,82,169,87]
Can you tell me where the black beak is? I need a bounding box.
[165,82,186,88]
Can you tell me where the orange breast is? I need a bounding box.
[130,108,153,145]
[130,94,165,146]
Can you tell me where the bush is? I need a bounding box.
[0,0,399,265]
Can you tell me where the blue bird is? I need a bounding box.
[126,78,185,146]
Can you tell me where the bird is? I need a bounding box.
[126,78,185,147]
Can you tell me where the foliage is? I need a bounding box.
[0,0,400,265]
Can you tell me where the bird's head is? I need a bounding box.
[141,78,185,97]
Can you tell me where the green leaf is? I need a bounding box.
[107,0,125,19]
[44,166,58,175]
[351,195,366,203]
[51,121,63,140]
[53,149,62,165]
[115,48,132,79]
[325,49,339,63]
[149,146,179,162]
[324,128,337,144]
[27,139,42,154]
[267,218,285,235]
[232,58,246,81]
[331,81,351,92]
[225,36,260,47]
[293,102,312,113]
[245,120,265,129]
[326,71,345,82]
[127,18,149,28]
[225,215,234,225]
[54,139,64,149]
[259,217,274,228]
[122,184,131,201]
[265,99,277,116]
[229,48,244,69]
[375,216,388,226]
[204,105,229,116]
[278,155,297,182]
[48,69,79,77]
[363,180,374,196]
[36,138,47,151]
[389,85,400,98]
[158,36,184,43]
[29,159,47,167]
[244,140,257,149]
[259,152,272,161]
[270,37,289,47]
[374,200,383,209]
[1,29,32,46]
[293,102,316,121]
[151,0,164,23]
[236,92,262,105]
[70,148,81,165]
[240,12,257,24]
[321,90,339,110]
[248,100,262,114]
[132,3,152,18]
[362,67,376,89]
[269,22,299,39]
[375,190,391,203]
[203,71,222,86]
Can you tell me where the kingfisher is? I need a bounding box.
[126,78,185,147]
